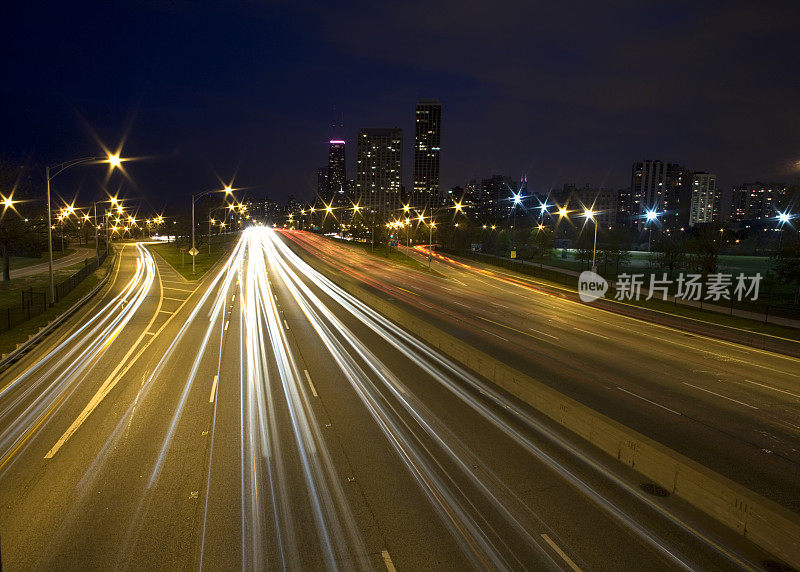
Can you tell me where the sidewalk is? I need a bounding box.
[10,248,95,279]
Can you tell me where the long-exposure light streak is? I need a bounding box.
[267,229,755,570]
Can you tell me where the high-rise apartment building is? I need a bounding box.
[688,172,719,225]
[729,183,789,221]
[355,128,402,217]
[631,160,693,229]
[328,140,347,206]
[412,99,441,209]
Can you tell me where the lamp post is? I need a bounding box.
[583,208,598,273]
[44,153,122,305]
[645,209,658,252]
[191,185,232,275]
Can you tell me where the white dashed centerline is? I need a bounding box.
[303,369,318,397]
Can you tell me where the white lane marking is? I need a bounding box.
[225,321,230,331]
[381,549,397,572]
[162,286,194,293]
[284,319,290,330]
[490,302,510,309]
[304,369,318,397]
[529,327,558,339]
[451,300,471,308]
[739,378,800,400]
[683,382,759,410]
[541,534,581,572]
[571,326,609,339]
[480,328,509,342]
[209,375,219,403]
[617,387,681,416]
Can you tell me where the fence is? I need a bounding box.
[0,250,109,333]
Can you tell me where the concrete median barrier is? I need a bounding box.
[296,247,800,566]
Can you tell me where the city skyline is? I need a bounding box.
[3,2,799,208]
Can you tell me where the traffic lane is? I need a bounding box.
[349,273,800,512]
[282,233,799,511]
[0,247,225,569]
[274,237,766,571]
[0,244,162,474]
[405,258,800,465]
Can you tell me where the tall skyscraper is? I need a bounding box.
[412,99,441,210]
[688,172,719,225]
[355,128,402,217]
[328,140,347,206]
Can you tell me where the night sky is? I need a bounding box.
[4,1,800,210]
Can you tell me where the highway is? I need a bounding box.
[281,231,800,515]
[0,228,782,569]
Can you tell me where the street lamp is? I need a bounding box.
[583,208,598,273]
[191,185,235,275]
[645,209,659,252]
[45,153,123,304]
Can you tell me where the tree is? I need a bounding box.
[0,158,45,281]
[771,237,800,304]
[685,226,718,276]
[653,235,685,278]
[527,228,553,267]
[599,229,632,276]
[495,229,511,255]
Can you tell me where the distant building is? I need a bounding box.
[688,172,719,225]
[477,175,516,221]
[328,140,347,206]
[630,160,701,230]
[412,99,441,209]
[729,183,789,222]
[584,188,619,228]
[316,167,329,202]
[355,128,402,217]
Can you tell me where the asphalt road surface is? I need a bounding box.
[281,231,800,516]
[0,229,784,570]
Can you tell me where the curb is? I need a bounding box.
[299,246,800,566]
[0,253,118,371]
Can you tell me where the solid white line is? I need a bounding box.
[304,369,318,397]
[617,387,681,415]
[683,382,759,410]
[225,321,230,331]
[209,375,219,403]
[541,534,581,572]
[571,326,609,339]
[381,550,397,572]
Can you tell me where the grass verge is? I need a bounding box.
[335,238,443,275]
[0,253,115,357]
[149,234,239,280]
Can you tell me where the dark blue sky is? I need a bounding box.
[3,1,799,209]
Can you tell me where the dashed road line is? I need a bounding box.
[683,382,759,410]
[303,369,318,397]
[617,387,681,415]
[541,534,581,572]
